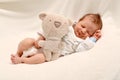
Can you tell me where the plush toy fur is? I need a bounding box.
[38,12,73,61]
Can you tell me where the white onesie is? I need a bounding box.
[22,46,43,57]
[61,26,96,56]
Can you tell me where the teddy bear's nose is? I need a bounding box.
[54,21,61,28]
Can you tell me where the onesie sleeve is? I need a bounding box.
[75,37,96,52]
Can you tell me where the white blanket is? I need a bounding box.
[0,0,120,80]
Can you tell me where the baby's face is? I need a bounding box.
[74,16,98,39]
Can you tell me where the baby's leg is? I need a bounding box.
[11,38,35,64]
[11,53,46,64]
[16,38,35,57]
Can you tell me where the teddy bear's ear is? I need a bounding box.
[39,13,47,20]
[68,19,73,26]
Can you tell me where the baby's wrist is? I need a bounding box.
[89,37,97,42]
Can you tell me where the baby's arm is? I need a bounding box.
[75,37,95,52]
[75,30,102,52]
[34,33,45,48]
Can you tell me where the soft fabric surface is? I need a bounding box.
[0,0,120,80]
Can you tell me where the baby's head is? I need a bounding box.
[73,13,103,39]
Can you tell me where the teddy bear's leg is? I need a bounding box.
[17,38,35,57]
[43,49,52,61]
[51,52,61,61]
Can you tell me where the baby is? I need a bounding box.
[61,13,102,55]
[11,13,102,64]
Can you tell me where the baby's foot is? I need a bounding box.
[11,54,22,64]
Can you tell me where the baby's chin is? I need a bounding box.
[75,33,87,39]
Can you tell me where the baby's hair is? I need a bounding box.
[79,13,103,30]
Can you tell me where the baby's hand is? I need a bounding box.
[93,30,102,41]
[34,40,40,49]
[34,33,45,49]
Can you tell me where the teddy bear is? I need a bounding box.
[21,12,73,61]
[38,12,73,61]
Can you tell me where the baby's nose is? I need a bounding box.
[54,21,61,28]
[81,29,87,34]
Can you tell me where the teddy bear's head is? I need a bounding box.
[39,13,73,39]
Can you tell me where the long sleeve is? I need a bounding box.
[75,37,96,52]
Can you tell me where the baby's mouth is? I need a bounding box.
[76,31,84,37]
[77,30,85,36]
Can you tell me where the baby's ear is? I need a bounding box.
[68,19,73,26]
[39,13,47,20]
